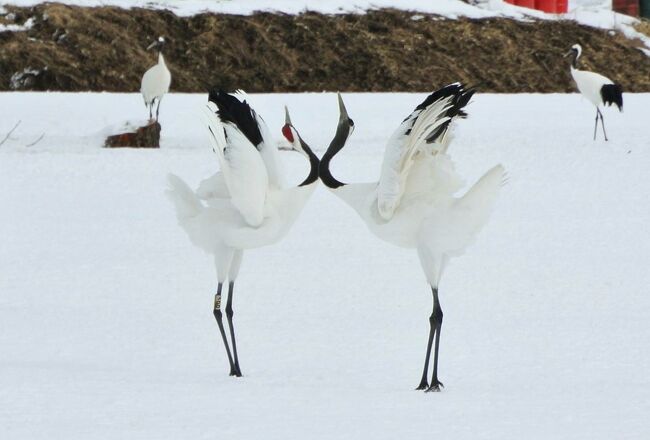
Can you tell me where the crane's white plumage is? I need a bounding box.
[202,102,268,227]
[571,68,614,107]
[140,36,171,121]
[377,93,458,220]
[254,110,286,189]
[166,91,320,377]
[319,84,504,392]
[566,43,623,141]
[168,95,319,268]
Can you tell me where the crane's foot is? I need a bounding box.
[415,379,429,390]
[229,365,242,377]
[425,380,444,393]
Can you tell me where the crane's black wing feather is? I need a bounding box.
[208,89,264,148]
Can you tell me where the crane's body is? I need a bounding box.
[566,44,622,141]
[570,68,614,108]
[320,84,505,391]
[167,91,319,377]
[327,154,502,254]
[141,37,171,122]
[169,175,317,253]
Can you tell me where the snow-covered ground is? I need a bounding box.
[1,92,649,439]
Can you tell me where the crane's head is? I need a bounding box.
[564,43,581,59]
[317,93,354,189]
[281,106,308,157]
[281,106,320,187]
[336,92,355,140]
[147,36,166,51]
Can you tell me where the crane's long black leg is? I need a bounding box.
[426,287,444,392]
[213,282,236,374]
[598,109,608,141]
[416,316,435,390]
[225,281,242,377]
[149,102,153,121]
[155,97,162,122]
[416,286,443,390]
[593,108,599,141]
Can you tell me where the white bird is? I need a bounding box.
[319,84,505,392]
[565,43,623,141]
[141,36,172,122]
[166,91,320,377]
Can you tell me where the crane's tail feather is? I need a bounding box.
[450,164,506,247]
[501,170,510,187]
[166,173,203,220]
[600,84,623,112]
[457,164,505,212]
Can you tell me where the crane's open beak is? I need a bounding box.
[337,92,349,123]
[146,41,158,51]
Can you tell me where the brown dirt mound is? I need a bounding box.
[1,3,649,92]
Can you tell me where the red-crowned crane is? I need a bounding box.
[141,36,171,122]
[565,43,623,141]
[319,84,505,392]
[166,91,319,377]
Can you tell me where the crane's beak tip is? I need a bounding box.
[337,92,348,119]
[284,105,292,125]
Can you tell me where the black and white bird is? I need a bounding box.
[565,43,623,141]
[319,84,505,392]
[166,91,320,377]
[141,36,171,122]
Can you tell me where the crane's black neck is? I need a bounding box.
[156,40,166,56]
[319,124,349,189]
[297,136,320,187]
[570,51,579,69]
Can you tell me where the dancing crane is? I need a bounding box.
[167,91,319,377]
[319,84,505,392]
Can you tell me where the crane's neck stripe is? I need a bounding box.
[297,136,320,187]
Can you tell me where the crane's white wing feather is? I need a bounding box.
[202,104,268,227]
[377,96,455,220]
[227,90,285,189]
[254,111,285,189]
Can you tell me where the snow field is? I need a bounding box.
[0,92,649,439]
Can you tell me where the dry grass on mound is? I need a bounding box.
[1,4,649,92]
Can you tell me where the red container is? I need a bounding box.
[515,0,536,8]
[613,0,640,16]
[556,0,568,12]
[536,0,557,12]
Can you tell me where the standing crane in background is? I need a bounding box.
[319,84,505,392]
[141,36,171,123]
[565,43,623,141]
